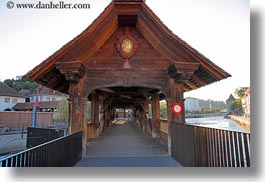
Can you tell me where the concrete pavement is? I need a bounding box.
[0,133,26,156]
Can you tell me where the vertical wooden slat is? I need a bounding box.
[238,133,245,167]
[7,158,12,167]
[222,130,228,167]
[206,128,212,167]
[226,131,232,167]
[170,123,195,166]
[12,156,16,167]
[233,132,240,167]
[201,127,208,166]
[243,134,250,167]
[229,131,235,167]
[213,129,218,167]
[211,128,216,167]
[217,130,221,167]
[219,130,223,167]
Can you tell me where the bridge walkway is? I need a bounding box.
[75,119,182,167]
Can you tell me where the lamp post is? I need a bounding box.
[31,88,40,127]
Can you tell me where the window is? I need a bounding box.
[4,97,10,103]
[46,97,50,101]
[52,97,56,101]
[12,98,17,103]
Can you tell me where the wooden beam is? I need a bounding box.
[183,86,190,92]
[136,100,145,111]
[98,87,115,93]
[184,80,197,90]
[192,74,207,86]
[142,92,151,104]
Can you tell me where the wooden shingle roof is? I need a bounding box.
[0,82,24,98]
[12,101,59,111]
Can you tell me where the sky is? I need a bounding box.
[0,0,250,102]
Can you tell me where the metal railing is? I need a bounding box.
[0,131,82,167]
[170,123,250,167]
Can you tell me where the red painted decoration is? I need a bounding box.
[172,103,183,115]
[115,27,140,68]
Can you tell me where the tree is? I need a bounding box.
[55,98,69,124]
[160,101,167,119]
[235,87,245,98]
[55,99,92,124]
[231,87,246,116]
[231,99,243,116]
[3,77,38,91]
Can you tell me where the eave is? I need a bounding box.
[24,0,231,94]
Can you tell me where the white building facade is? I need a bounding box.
[184,97,200,112]
[0,82,25,111]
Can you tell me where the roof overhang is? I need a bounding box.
[25,0,231,94]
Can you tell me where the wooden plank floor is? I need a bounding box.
[75,119,182,167]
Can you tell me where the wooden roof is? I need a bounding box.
[25,0,230,94]
[13,101,59,111]
[0,82,25,98]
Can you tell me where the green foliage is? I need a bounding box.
[148,104,152,117]
[231,99,244,116]
[55,98,69,123]
[160,101,167,119]
[201,108,223,114]
[4,77,38,91]
[235,87,245,98]
[86,101,91,123]
[55,100,91,124]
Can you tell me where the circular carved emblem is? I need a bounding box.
[115,27,139,68]
[121,38,134,54]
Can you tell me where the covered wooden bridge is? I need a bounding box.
[21,0,244,167]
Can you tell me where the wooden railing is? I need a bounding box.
[170,123,250,167]
[0,131,82,167]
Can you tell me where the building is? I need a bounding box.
[12,101,60,112]
[14,86,68,112]
[241,87,250,117]
[226,94,235,114]
[0,82,25,111]
[184,97,200,112]
[185,97,226,112]
[24,86,67,103]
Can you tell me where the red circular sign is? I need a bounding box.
[172,103,183,115]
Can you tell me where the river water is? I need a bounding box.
[186,116,250,133]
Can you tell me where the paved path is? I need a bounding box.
[75,120,182,167]
[0,133,26,156]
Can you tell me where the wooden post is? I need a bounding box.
[81,97,88,157]
[143,99,149,132]
[69,79,87,157]
[123,108,126,118]
[168,79,185,123]
[91,93,100,138]
[166,78,185,156]
[151,93,160,138]
[166,97,172,156]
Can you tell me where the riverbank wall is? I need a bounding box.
[229,115,250,131]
